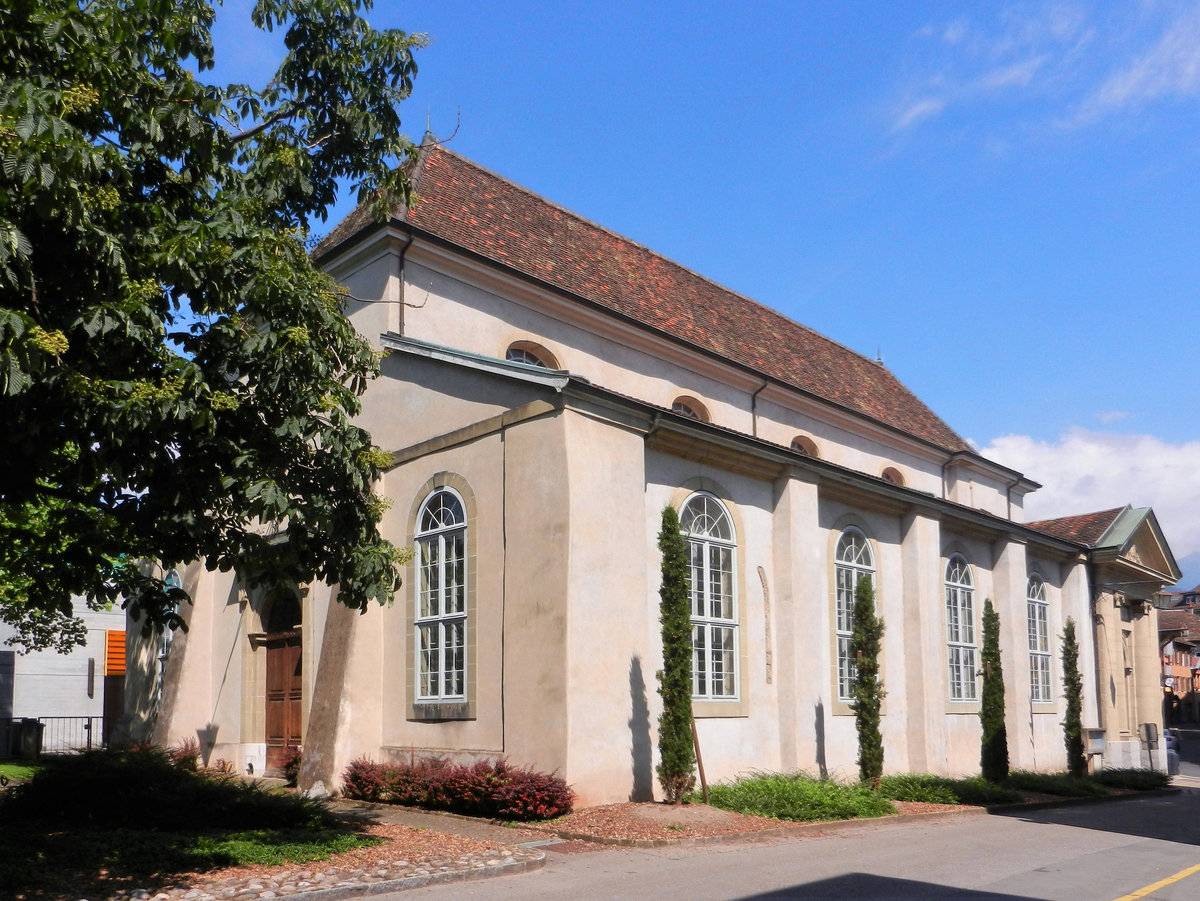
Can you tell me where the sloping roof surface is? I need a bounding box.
[1026,508,1125,546]
[319,146,969,452]
[1159,609,1198,633]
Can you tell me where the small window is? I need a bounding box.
[671,395,710,422]
[835,530,875,701]
[679,492,738,700]
[881,467,904,486]
[415,488,468,702]
[505,341,558,369]
[945,556,977,702]
[1027,577,1052,703]
[790,435,819,458]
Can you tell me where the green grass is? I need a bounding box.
[0,747,378,898]
[1005,770,1108,798]
[0,761,38,782]
[693,771,896,822]
[879,774,1023,806]
[1089,768,1171,791]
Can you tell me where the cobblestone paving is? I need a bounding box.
[94,846,546,901]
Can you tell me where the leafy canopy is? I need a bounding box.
[0,0,424,651]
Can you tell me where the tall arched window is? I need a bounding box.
[1027,576,1051,703]
[835,530,875,701]
[415,488,467,701]
[679,493,738,700]
[945,556,977,702]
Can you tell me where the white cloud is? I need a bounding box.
[1079,5,1200,120]
[1096,411,1129,424]
[893,98,946,132]
[981,429,1200,585]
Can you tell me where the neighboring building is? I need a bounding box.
[1158,606,1200,725]
[0,605,127,754]
[152,144,1181,801]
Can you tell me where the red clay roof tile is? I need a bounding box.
[319,146,970,452]
[1026,508,1125,546]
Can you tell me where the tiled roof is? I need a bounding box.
[1026,508,1125,546]
[318,146,969,453]
[1159,609,1199,633]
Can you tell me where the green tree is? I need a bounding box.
[0,0,424,650]
[656,505,696,803]
[979,598,1009,782]
[1061,618,1086,778]
[849,575,885,788]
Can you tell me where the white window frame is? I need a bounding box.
[1027,576,1052,703]
[414,488,468,703]
[679,492,739,701]
[945,555,977,702]
[835,529,875,702]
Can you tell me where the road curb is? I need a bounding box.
[246,851,546,901]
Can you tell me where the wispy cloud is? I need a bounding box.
[982,429,1200,586]
[892,2,1200,138]
[1076,5,1200,122]
[1096,411,1129,424]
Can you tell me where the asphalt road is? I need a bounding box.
[388,789,1200,900]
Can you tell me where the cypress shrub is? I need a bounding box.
[656,505,697,803]
[850,575,885,788]
[1061,618,1086,778]
[979,598,1009,782]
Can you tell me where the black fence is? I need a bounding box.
[0,716,106,759]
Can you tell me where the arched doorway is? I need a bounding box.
[263,591,302,776]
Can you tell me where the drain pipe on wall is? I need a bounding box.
[750,379,769,438]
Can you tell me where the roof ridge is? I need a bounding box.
[422,146,898,382]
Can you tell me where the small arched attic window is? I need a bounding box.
[880,467,905,487]
[671,395,710,423]
[505,341,558,369]
[790,435,820,458]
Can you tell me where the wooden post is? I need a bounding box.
[690,710,708,804]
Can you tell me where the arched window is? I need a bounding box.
[415,488,467,701]
[945,556,977,702]
[671,396,710,423]
[505,341,558,369]
[1027,576,1051,703]
[679,493,737,699]
[880,467,904,487]
[835,530,875,701]
[790,435,819,458]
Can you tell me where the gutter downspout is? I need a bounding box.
[750,379,769,438]
[394,230,415,336]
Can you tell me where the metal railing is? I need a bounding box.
[0,715,107,758]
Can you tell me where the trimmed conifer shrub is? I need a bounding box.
[850,575,885,788]
[1061,618,1087,778]
[979,598,1009,782]
[656,505,697,803]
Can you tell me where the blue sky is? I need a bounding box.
[212,1,1199,588]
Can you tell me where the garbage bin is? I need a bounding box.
[1167,749,1180,776]
[15,718,43,760]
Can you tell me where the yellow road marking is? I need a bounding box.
[1112,862,1200,900]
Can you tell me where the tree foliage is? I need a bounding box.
[849,574,885,788]
[979,598,1009,783]
[0,0,424,651]
[656,505,696,803]
[1061,618,1086,778]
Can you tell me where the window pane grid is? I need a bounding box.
[1027,578,1051,703]
[415,489,467,703]
[834,531,876,702]
[681,493,738,702]
[946,558,977,702]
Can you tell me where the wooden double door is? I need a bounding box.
[264,631,302,776]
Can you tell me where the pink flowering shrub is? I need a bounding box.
[340,756,573,820]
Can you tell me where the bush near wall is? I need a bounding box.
[341,757,574,821]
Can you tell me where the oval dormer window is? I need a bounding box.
[505,341,558,369]
[671,396,710,423]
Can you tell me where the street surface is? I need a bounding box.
[386,787,1200,900]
